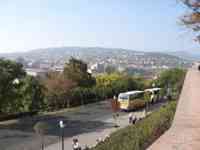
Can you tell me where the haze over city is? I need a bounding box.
[0,0,199,53]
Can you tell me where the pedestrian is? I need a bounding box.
[132,115,137,124]
[72,138,81,150]
[128,112,133,124]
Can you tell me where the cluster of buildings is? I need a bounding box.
[12,50,190,78]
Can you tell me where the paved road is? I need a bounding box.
[0,100,165,150]
[148,67,200,150]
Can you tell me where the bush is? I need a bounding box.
[91,101,177,150]
[70,87,98,106]
[67,74,148,108]
[156,68,186,99]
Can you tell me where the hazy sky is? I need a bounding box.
[0,0,199,53]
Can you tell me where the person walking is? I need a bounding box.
[72,138,81,150]
[129,113,137,124]
[132,115,137,124]
[128,113,133,124]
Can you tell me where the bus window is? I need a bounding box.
[118,94,129,101]
[129,95,136,101]
[135,93,144,100]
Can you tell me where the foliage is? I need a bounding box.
[0,59,45,114]
[105,65,117,74]
[91,101,177,150]
[19,76,45,112]
[64,57,96,87]
[65,74,147,107]
[0,59,26,113]
[180,0,200,42]
[43,65,146,110]
[96,73,122,87]
[70,87,97,106]
[43,72,76,110]
[155,68,186,99]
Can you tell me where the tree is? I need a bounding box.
[156,68,186,99]
[180,0,200,42]
[19,76,45,112]
[44,72,76,110]
[16,57,27,67]
[0,59,26,113]
[105,65,117,74]
[0,59,47,113]
[64,57,96,87]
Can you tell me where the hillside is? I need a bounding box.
[166,51,200,61]
[0,47,191,69]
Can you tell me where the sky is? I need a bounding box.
[0,0,199,53]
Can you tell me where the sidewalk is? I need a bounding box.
[46,110,146,150]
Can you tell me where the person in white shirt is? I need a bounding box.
[72,138,81,150]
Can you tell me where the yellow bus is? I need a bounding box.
[118,91,145,111]
[144,88,161,104]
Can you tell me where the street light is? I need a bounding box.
[59,120,65,150]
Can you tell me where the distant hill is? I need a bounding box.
[166,51,200,61]
[0,47,191,69]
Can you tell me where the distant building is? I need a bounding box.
[117,66,125,72]
[51,65,64,72]
[26,68,48,78]
[90,63,105,73]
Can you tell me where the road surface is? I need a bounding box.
[0,100,165,150]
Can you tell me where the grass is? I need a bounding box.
[91,101,177,150]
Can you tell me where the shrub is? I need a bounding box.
[91,101,177,150]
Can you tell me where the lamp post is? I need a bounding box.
[59,120,65,150]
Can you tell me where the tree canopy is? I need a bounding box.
[180,0,200,42]
[64,57,96,87]
[0,59,45,113]
[0,59,26,112]
[156,68,186,99]
[43,72,76,109]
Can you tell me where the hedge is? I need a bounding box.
[91,101,177,150]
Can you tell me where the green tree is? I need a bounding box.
[19,76,45,112]
[0,59,26,113]
[156,68,186,99]
[64,57,96,87]
[105,65,117,74]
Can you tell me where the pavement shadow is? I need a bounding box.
[0,115,114,137]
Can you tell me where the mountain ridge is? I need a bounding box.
[0,47,191,69]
